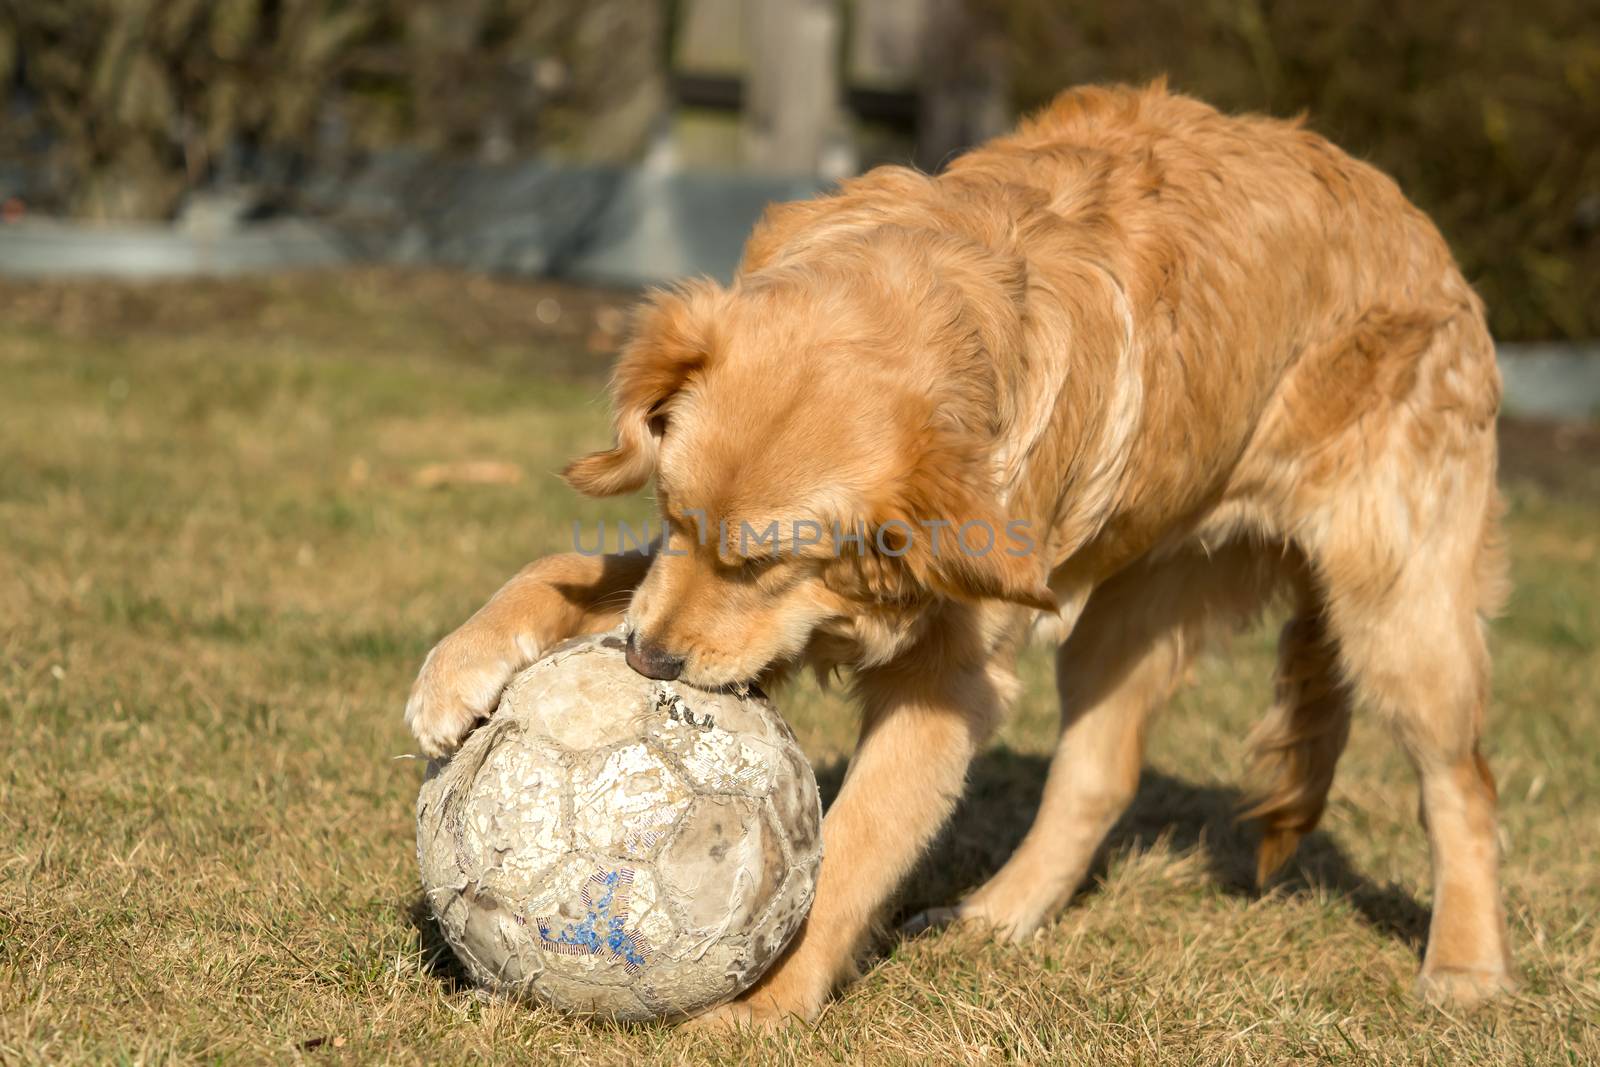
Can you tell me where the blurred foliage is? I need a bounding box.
[0,0,662,221]
[976,0,1600,341]
[0,0,1593,340]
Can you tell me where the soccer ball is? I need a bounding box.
[415,632,822,1020]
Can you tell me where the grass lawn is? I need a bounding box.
[1,271,1596,1064]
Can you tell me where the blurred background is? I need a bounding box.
[0,0,1596,344]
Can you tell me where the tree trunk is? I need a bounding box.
[742,0,853,178]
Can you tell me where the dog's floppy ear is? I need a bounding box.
[881,432,1057,613]
[563,280,725,497]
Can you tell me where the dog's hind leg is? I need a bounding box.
[1242,606,1354,886]
[1297,395,1512,1003]
[919,543,1283,942]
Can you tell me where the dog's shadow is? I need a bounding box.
[861,748,1431,954]
[406,748,1431,990]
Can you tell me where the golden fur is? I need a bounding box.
[406,83,1512,1024]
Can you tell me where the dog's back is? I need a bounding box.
[743,83,1500,546]
[946,82,1500,525]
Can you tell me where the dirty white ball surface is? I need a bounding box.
[416,632,822,1020]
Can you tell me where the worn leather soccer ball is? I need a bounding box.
[416,632,822,1020]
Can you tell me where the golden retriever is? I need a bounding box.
[406,82,1511,1025]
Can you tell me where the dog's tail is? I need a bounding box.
[1240,614,1353,887]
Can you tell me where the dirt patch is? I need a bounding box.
[0,268,640,379]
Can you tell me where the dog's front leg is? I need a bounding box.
[405,549,652,757]
[692,656,1006,1029]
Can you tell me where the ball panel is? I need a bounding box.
[533,973,651,1021]
[505,639,660,751]
[766,741,823,863]
[632,941,747,1019]
[416,759,467,897]
[569,743,693,860]
[505,639,681,755]
[459,740,568,883]
[643,688,782,797]
[748,862,819,968]
[450,882,545,986]
[514,856,671,988]
[657,795,784,941]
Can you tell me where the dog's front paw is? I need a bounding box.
[1415,965,1515,1007]
[681,955,831,1033]
[682,992,809,1033]
[404,628,532,757]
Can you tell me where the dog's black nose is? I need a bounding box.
[625,632,685,681]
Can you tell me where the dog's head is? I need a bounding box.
[564,266,1053,687]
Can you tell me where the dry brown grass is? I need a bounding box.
[2,271,1597,1064]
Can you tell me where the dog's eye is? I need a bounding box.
[740,555,780,578]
